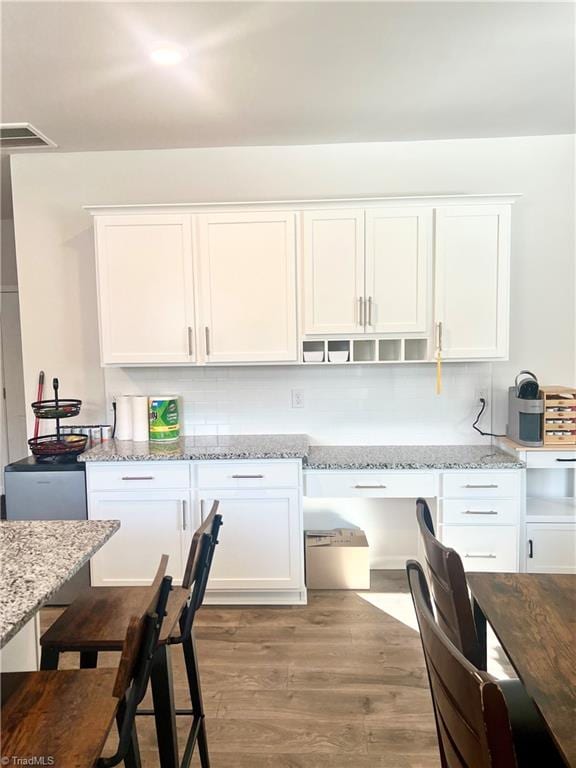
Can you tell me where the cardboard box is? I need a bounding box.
[305,528,370,590]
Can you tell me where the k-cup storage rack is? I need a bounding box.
[302,337,429,365]
[542,387,576,445]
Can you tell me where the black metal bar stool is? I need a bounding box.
[39,503,223,768]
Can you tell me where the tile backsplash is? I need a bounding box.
[104,362,493,445]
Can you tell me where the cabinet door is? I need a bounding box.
[302,210,365,334]
[88,490,190,586]
[365,208,431,333]
[198,490,302,590]
[198,212,297,362]
[434,205,511,359]
[526,524,576,573]
[95,214,195,365]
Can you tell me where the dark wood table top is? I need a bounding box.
[468,573,576,767]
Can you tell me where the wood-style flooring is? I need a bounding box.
[41,571,441,767]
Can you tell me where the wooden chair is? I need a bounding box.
[1,556,172,768]
[39,502,223,768]
[416,497,482,667]
[414,501,565,767]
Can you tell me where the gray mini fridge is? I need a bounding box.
[4,457,90,604]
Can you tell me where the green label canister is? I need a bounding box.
[148,396,180,442]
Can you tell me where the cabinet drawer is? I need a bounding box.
[526,452,576,469]
[86,462,190,491]
[304,471,436,498]
[440,525,518,572]
[442,472,520,499]
[196,461,300,489]
[441,498,519,526]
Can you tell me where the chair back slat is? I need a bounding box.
[416,498,482,668]
[407,560,517,768]
[179,501,223,639]
[182,501,221,589]
[112,554,170,699]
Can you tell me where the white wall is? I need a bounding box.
[10,135,575,443]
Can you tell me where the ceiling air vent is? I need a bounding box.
[0,123,56,149]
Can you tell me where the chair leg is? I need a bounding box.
[472,598,488,671]
[40,647,60,670]
[182,634,210,768]
[150,644,179,768]
[115,698,142,768]
[80,650,98,669]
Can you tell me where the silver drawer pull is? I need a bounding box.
[464,553,497,559]
[231,474,264,479]
[463,510,498,515]
[354,484,387,489]
[122,476,155,481]
[463,484,498,489]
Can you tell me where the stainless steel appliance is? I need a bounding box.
[507,370,544,447]
[4,457,89,604]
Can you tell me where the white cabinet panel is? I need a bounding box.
[199,490,302,591]
[365,208,431,333]
[87,462,190,491]
[440,525,518,572]
[198,212,297,362]
[442,471,520,499]
[88,490,190,586]
[95,214,195,365]
[435,205,511,359]
[304,471,436,498]
[441,498,519,526]
[526,524,576,573]
[302,210,365,335]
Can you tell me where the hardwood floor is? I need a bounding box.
[41,571,441,767]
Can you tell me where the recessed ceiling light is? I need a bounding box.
[150,42,188,66]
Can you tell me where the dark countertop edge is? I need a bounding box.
[0,521,120,648]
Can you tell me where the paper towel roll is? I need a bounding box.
[131,396,150,442]
[115,396,133,441]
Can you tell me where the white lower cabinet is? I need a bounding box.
[88,490,191,586]
[526,524,576,574]
[86,460,306,603]
[198,489,303,592]
[440,525,518,572]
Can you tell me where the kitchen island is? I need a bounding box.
[0,520,119,669]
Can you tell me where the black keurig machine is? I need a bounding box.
[507,371,544,446]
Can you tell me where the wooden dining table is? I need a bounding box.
[468,572,576,767]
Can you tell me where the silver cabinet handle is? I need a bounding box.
[464,553,497,559]
[205,326,210,356]
[354,484,387,489]
[437,321,443,352]
[463,510,498,515]
[187,326,194,356]
[358,297,364,326]
[182,499,187,530]
[231,474,264,479]
[463,484,498,489]
[367,296,373,326]
[200,499,205,523]
[122,476,155,481]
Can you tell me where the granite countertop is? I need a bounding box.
[80,434,310,462]
[0,520,119,647]
[304,445,525,470]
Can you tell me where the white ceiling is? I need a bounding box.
[1,1,574,216]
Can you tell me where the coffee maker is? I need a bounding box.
[507,371,544,446]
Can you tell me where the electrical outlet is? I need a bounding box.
[475,389,489,404]
[291,389,305,409]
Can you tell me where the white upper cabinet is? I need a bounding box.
[365,208,431,334]
[95,214,195,365]
[197,211,298,363]
[302,210,365,335]
[434,205,511,359]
